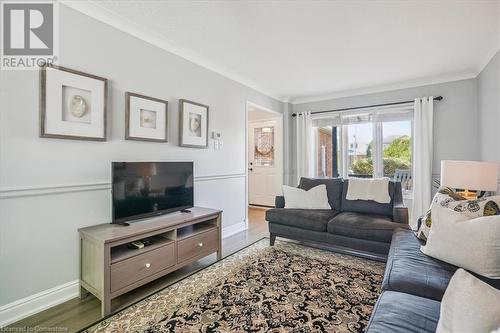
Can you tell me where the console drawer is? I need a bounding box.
[110,242,175,293]
[177,228,218,263]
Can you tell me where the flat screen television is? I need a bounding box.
[112,162,194,223]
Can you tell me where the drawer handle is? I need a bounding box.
[145,263,151,268]
[198,242,203,247]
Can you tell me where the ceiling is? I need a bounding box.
[67,1,500,103]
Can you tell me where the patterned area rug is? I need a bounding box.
[84,239,385,333]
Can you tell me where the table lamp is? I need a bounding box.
[440,160,499,199]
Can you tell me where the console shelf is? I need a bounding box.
[78,207,222,316]
[110,232,175,264]
[177,220,217,240]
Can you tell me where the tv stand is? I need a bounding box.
[78,207,222,316]
[180,209,191,213]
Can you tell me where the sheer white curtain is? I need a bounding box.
[412,96,434,229]
[295,112,313,184]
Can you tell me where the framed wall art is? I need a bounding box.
[40,64,108,141]
[125,92,168,142]
[179,99,209,148]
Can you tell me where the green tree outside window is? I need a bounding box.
[351,135,411,176]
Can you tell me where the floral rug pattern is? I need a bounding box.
[84,240,385,333]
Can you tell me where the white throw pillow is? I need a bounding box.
[437,269,500,333]
[417,190,500,241]
[421,211,500,278]
[282,185,331,209]
[345,177,391,203]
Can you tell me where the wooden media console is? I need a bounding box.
[78,207,222,316]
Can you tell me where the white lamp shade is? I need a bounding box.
[441,160,499,191]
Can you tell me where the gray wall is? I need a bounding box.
[0,5,284,307]
[478,51,500,162]
[291,78,480,183]
[477,50,500,191]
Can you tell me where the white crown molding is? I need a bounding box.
[0,280,79,328]
[477,47,500,76]
[289,70,478,105]
[59,0,285,102]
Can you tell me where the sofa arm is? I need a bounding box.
[393,203,409,224]
[275,196,285,208]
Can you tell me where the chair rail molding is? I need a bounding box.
[0,173,247,199]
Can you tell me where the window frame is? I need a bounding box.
[313,106,413,179]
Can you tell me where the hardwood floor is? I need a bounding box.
[6,208,269,333]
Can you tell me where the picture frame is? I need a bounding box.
[179,99,209,148]
[125,92,169,142]
[40,64,108,141]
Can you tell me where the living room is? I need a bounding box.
[1,1,499,332]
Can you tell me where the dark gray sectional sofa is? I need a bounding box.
[266,177,500,331]
[266,177,409,255]
[366,227,500,332]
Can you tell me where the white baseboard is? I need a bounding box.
[1,221,247,327]
[222,221,248,239]
[0,280,79,328]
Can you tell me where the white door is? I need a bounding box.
[248,119,283,206]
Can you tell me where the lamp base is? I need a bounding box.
[456,189,477,200]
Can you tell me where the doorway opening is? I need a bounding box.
[246,102,283,229]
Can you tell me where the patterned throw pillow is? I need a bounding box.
[416,187,500,242]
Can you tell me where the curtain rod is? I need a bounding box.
[291,96,443,117]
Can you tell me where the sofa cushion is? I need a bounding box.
[384,228,500,301]
[382,228,456,301]
[365,291,440,333]
[265,208,338,232]
[327,212,406,243]
[299,177,343,211]
[341,179,399,217]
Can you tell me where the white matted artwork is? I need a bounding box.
[126,92,168,142]
[62,86,92,124]
[40,64,107,141]
[179,99,209,148]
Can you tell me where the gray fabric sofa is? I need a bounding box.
[366,228,500,333]
[265,177,409,255]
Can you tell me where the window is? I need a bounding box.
[254,126,275,167]
[346,123,373,178]
[312,108,413,191]
[382,121,412,177]
[314,126,340,177]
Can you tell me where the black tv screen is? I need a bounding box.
[112,162,194,223]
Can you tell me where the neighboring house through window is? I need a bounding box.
[312,106,413,192]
